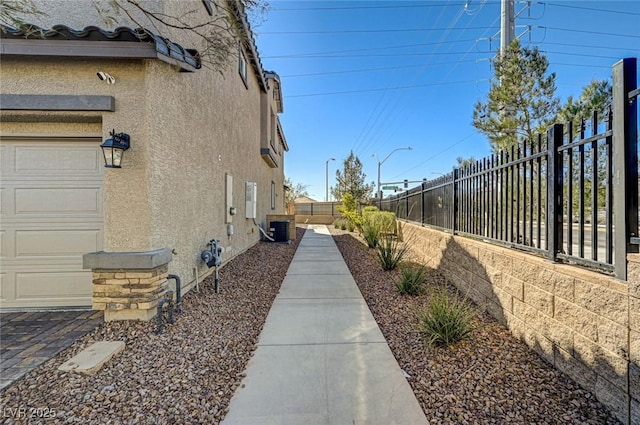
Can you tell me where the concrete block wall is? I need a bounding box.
[294,215,336,225]
[402,222,639,425]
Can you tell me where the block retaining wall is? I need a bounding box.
[400,222,640,425]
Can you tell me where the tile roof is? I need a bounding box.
[0,24,201,70]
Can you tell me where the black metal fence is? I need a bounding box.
[380,58,639,281]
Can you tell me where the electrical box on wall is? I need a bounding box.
[245,182,257,219]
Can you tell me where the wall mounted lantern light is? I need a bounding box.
[100,130,130,168]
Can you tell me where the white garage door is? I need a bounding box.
[0,138,104,310]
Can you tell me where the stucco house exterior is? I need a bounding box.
[0,0,289,312]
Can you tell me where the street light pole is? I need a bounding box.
[374,146,412,200]
[325,157,335,202]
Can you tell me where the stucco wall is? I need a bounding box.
[1,0,287,295]
[143,50,286,289]
[0,57,153,251]
[401,221,639,424]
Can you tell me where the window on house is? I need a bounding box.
[270,112,276,152]
[238,47,248,87]
[271,181,276,210]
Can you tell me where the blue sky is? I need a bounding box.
[252,1,640,201]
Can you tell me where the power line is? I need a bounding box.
[283,79,488,98]
[388,132,477,181]
[540,41,640,53]
[259,26,496,35]
[541,26,640,39]
[260,38,479,59]
[351,0,482,157]
[541,2,640,17]
[260,24,639,38]
[542,50,630,61]
[551,62,611,69]
[280,59,486,78]
[271,2,485,12]
[265,51,490,59]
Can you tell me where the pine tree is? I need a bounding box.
[473,39,559,152]
[556,79,612,137]
[332,151,374,203]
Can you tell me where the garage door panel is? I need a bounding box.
[14,145,102,175]
[0,137,103,310]
[15,187,101,214]
[15,271,92,299]
[16,229,101,257]
[0,272,8,300]
[0,230,5,258]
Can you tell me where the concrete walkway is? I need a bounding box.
[221,225,429,425]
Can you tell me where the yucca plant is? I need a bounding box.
[418,289,477,347]
[375,234,408,270]
[396,265,426,295]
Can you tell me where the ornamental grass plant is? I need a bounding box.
[396,264,426,295]
[417,287,478,347]
[375,234,408,270]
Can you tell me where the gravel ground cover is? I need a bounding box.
[1,224,621,424]
[329,227,620,425]
[0,228,304,425]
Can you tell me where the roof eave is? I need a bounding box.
[227,0,267,92]
[0,39,197,72]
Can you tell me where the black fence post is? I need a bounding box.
[452,168,458,233]
[613,58,639,281]
[547,123,564,262]
[405,190,409,220]
[420,186,423,225]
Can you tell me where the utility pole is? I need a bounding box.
[500,0,515,54]
[325,157,335,202]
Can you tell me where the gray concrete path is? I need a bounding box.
[221,225,429,425]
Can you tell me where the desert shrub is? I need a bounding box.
[361,205,379,223]
[337,193,362,231]
[396,265,426,295]
[369,211,397,235]
[361,210,398,248]
[361,220,380,248]
[375,234,408,270]
[333,218,348,230]
[417,289,477,347]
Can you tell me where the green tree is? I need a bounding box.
[332,151,375,203]
[284,177,309,204]
[473,39,559,152]
[557,80,613,218]
[556,79,612,137]
[455,156,477,169]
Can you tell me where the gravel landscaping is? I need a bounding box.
[0,224,621,424]
[0,228,304,425]
[329,227,620,425]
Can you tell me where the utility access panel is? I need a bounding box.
[246,182,257,219]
